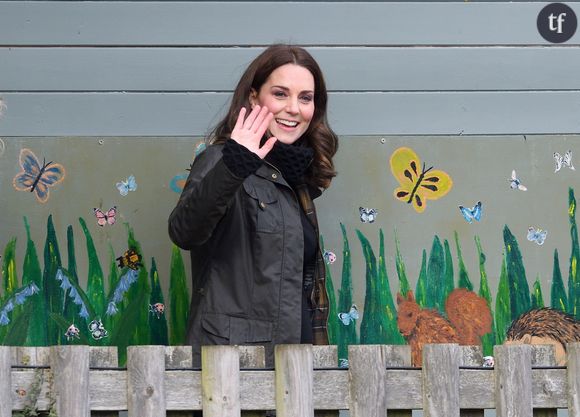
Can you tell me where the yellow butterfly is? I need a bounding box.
[390,147,453,213]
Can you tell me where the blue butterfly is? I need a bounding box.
[13,148,66,203]
[338,304,359,325]
[527,227,548,245]
[359,207,377,223]
[459,201,482,223]
[116,175,137,196]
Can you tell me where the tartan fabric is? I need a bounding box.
[295,184,330,345]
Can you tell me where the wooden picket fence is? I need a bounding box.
[1,343,579,417]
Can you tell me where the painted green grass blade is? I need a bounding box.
[169,244,189,345]
[320,236,339,346]
[415,249,428,308]
[22,216,46,346]
[3,302,33,346]
[378,230,405,344]
[338,223,357,363]
[551,249,568,312]
[426,236,445,313]
[43,215,64,345]
[111,287,149,366]
[125,224,151,346]
[394,230,410,297]
[356,229,380,344]
[455,231,473,291]
[567,188,580,318]
[63,225,81,324]
[495,254,511,344]
[475,235,495,355]
[531,276,545,309]
[2,238,18,296]
[149,258,169,345]
[443,239,455,306]
[79,217,106,318]
[503,225,530,320]
[104,244,121,337]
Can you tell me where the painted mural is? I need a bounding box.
[0,132,579,367]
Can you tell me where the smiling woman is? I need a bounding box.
[168,45,339,378]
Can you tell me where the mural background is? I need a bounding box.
[0,135,577,364]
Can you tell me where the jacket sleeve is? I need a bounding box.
[168,145,248,249]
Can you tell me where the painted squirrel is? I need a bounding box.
[396,288,492,366]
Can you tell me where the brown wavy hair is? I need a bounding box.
[209,44,338,189]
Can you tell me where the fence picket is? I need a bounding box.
[275,344,314,417]
[495,344,532,417]
[422,344,460,417]
[127,346,166,417]
[532,345,557,417]
[568,343,580,417]
[0,346,11,417]
[51,345,90,417]
[348,344,387,417]
[202,345,241,417]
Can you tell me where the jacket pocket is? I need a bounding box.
[201,313,273,345]
[242,181,282,233]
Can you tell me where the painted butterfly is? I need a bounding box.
[170,173,188,193]
[323,250,337,265]
[459,201,482,224]
[88,319,108,340]
[359,207,378,223]
[116,248,142,270]
[509,170,527,191]
[554,150,575,173]
[390,147,453,213]
[338,304,359,326]
[527,227,548,246]
[12,148,66,203]
[116,175,137,196]
[93,206,117,227]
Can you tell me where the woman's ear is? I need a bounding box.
[249,89,258,108]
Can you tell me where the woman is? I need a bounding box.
[168,44,338,366]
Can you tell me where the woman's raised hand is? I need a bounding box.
[230,106,277,159]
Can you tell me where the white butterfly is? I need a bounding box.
[527,227,548,246]
[554,150,575,173]
[509,170,527,191]
[338,304,359,325]
[359,207,377,223]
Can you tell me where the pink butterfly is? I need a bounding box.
[93,207,117,227]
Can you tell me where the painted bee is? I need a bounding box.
[116,248,142,270]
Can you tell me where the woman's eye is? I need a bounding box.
[273,91,287,98]
[300,95,313,103]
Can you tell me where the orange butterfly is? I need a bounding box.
[13,148,66,203]
[390,147,452,213]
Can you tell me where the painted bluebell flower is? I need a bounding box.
[105,269,139,316]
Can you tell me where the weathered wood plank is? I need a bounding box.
[495,344,533,417]
[568,343,580,417]
[3,47,580,92]
[348,345,388,417]
[0,2,575,46]
[313,345,339,417]
[3,91,580,137]
[165,346,193,417]
[127,346,166,417]
[12,346,50,366]
[89,347,119,417]
[0,346,11,417]
[275,344,314,417]
[384,345,412,417]
[239,346,266,417]
[459,346,484,417]
[532,345,557,417]
[422,344,460,417]
[50,345,90,417]
[201,345,240,417]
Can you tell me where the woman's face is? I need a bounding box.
[250,64,315,145]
